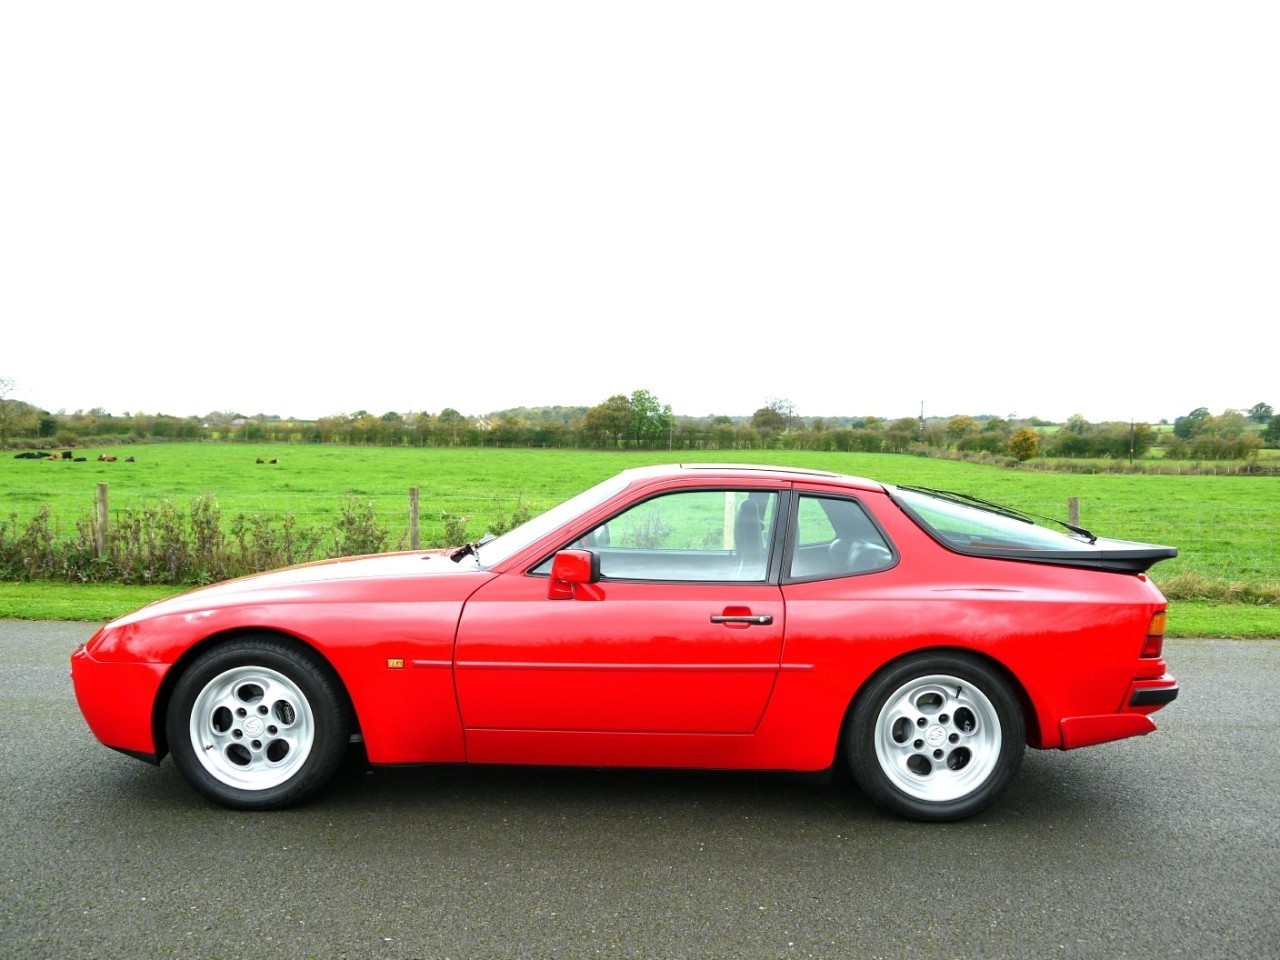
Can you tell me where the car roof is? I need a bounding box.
[619,462,886,492]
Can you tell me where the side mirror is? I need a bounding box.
[548,549,600,599]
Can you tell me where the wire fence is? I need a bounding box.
[3,479,1268,593]
[5,419,1280,602]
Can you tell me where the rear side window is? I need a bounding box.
[893,487,1086,552]
[788,495,894,580]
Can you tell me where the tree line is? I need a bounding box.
[2,379,1276,461]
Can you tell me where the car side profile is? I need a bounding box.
[71,464,1178,821]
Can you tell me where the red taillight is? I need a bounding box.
[1141,611,1167,658]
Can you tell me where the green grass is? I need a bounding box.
[3,443,1278,634]
[0,582,1269,638]
[0,582,177,623]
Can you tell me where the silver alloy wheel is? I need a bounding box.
[872,673,1002,802]
[187,665,317,791]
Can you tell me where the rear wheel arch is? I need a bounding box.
[840,647,1032,821]
[839,647,1038,753]
[839,647,1039,752]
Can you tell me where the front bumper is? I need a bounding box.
[71,644,166,761]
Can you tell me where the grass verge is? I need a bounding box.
[1,581,1274,639]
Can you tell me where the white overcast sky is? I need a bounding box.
[2,3,1276,424]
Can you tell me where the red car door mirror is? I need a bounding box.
[548,549,601,599]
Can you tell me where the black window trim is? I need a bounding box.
[780,491,899,584]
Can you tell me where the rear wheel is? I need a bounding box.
[847,653,1024,821]
[166,636,351,810]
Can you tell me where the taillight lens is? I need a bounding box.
[1141,611,1167,658]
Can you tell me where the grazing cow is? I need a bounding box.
[269,458,278,464]
[125,456,135,462]
[256,458,265,464]
[61,451,73,460]
[98,454,118,462]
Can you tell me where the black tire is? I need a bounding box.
[847,653,1024,822]
[165,636,352,810]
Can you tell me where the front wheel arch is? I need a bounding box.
[159,631,355,809]
[152,628,353,761]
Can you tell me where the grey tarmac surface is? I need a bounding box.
[1,621,1277,960]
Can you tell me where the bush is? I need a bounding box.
[0,494,401,585]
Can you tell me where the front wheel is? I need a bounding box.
[847,654,1024,822]
[166,637,352,810]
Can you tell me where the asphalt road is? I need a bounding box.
[1,621,1277,960]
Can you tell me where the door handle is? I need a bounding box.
[710,614,773,625]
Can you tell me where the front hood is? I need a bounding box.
[109,550,488,626]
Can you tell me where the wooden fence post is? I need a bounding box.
[1067,496,1080,528]
[94,482,109,558]
[409,487,420,550]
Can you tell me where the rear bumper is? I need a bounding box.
[1130,682,1179,708]
[1057,674,1178,750]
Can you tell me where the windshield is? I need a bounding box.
[892,486,1090,552]
[464,471,633,568]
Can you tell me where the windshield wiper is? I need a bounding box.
[450,533,496,563]
[896,485,1097,543]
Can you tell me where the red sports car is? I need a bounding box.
[71,464,1178,821]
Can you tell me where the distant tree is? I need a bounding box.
[1130,422,1155,458]
[437,408,467,446]
[492,413,528,446]
[709,415,736,449]
[1173,407,1211,439]
[0,378,38,444]
[530,421,567,447]
[945,415,979,444]
[883,418,919,452]
[1049,425,1092,457]
[848,429,884,453]
[751,405,787,433]
[1248,402,1273,424]
[1047,420,1154,459]
[1008,428,1039,461]
[1064,413,1090,435]
[1263,415,1280,448]
[582,395,632,446]
[1208,410,1250,438]
[1188,431,1261,460]
[735,423,760,448]
[629,389,673,447]
[752,397,800,435]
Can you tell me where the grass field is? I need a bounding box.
[3,443,1278,635]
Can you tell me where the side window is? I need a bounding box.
[567,489,778,582]
[788,495,894,580]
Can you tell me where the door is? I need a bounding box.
[454,488,785,735]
